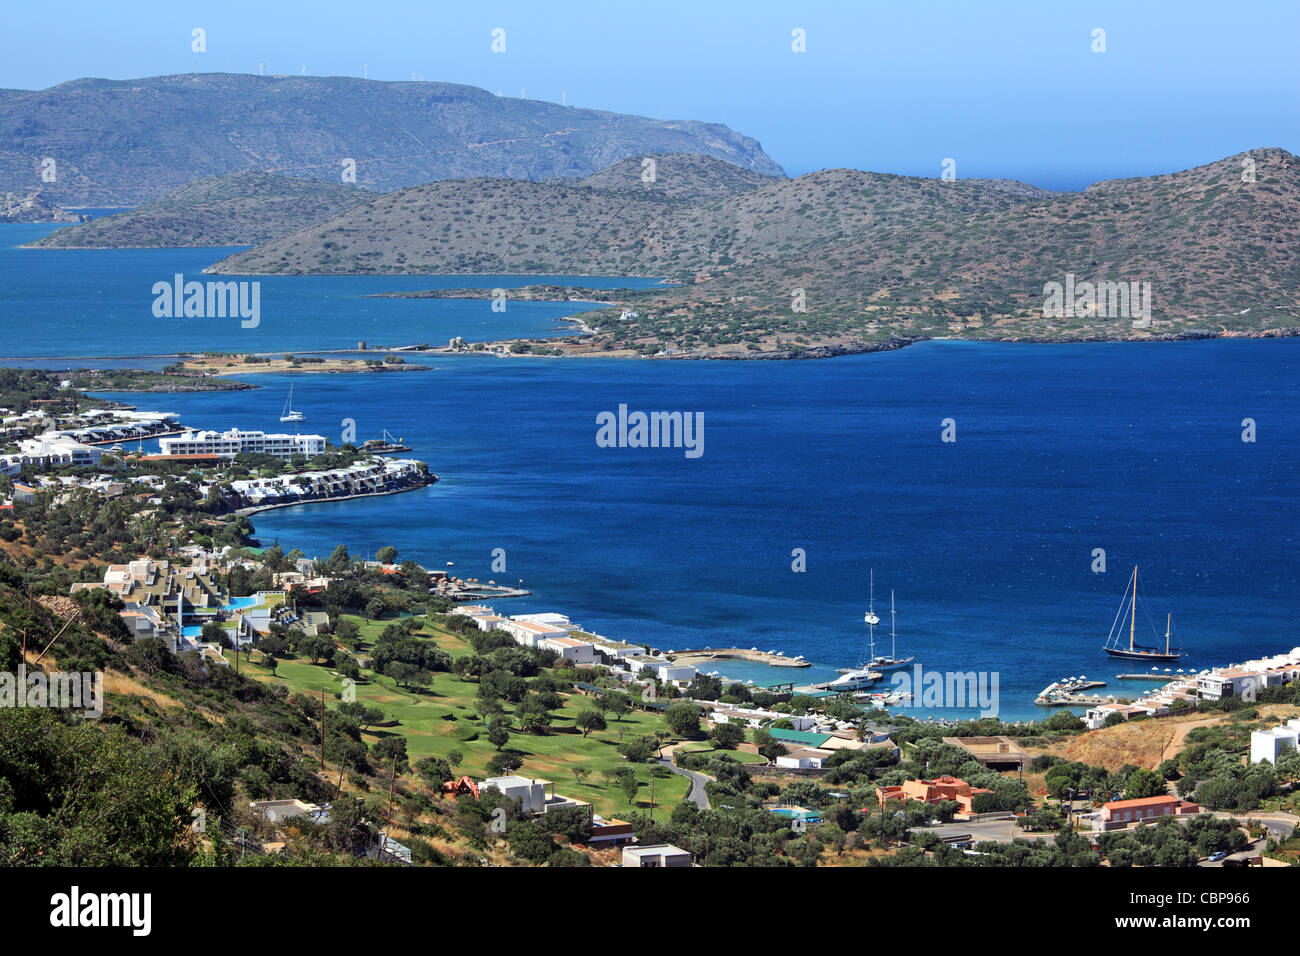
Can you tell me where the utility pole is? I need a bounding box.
[381,754,398,858]
[320,688,326,768]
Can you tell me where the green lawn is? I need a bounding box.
[231,614,689,817]
[676,741,768,764]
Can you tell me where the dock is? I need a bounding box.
[1035,692,1132,707]
[1033,677,1117,707]
[1116,672,1184,681]
[672,647,811,667]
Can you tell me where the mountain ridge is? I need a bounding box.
[0,73,785,205]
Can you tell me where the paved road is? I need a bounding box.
[913,818,1053,845]
[657,756,711,809]
[1209,811,1298,840]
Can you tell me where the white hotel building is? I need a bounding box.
[159,428,327,458]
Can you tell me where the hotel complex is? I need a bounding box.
[159,428,327,458]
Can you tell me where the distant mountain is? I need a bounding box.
[0,189,84,223]
[26,172,368,248]
[211,148,1300,357]
[0,74,785,205]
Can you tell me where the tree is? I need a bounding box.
[415,756,453,788]
[487,717,511,750]
[372,736,409,772]
[617,735,657,763]
[753,728,788,762]
[200,621,228,647]
[665,703,702,739]
[375,545,398,565]
[709,721,746,750]
[606,767,638,805]
[605,692,630,722]
[576,709,607,737]
[1124,768,1167,800]
[325,544,351,574]
[263,652,278,675]
[488,749,524,776]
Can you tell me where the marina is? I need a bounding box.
[1034,676,1120,707]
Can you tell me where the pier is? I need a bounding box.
[671,647,811,667]
[1033,677,1119,707]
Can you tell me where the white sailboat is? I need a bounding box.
[864,569,881,626]
[279,384,305,423]
[865,587,915,672]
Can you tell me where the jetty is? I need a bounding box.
[1116,671,1189,680]
[1034,676,1120,707]
[672,647,811,668]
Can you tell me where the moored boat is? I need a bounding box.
[1102,566,1184,662]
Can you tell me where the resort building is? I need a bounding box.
[502,618,570,648]
[1197,668,1267,701]
[2,434,106,470]
[1250,721,1300,765]
[512,612,573,631]
[875,775,993,814]
[159,428,327,458]
[537,635,597,665]
[1097,795,1199,830]
[775,747,836,770]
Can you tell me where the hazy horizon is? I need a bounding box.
[5,1,1297,191]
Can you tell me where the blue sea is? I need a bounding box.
[5,223,1299,721]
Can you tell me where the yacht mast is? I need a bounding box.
[890,590,897,659]
[1129,566,1138,652]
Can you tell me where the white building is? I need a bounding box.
[622,844,692,868]
[479,776,549,813]
[502,618,569,648]
[512,612,573,631]
[775,747,835,770]
[656,661,697,683]
[160,428,327,458]
[1250,722,1300,765]
[5,435,105,469]
[1196,668,1267,701]
[538,635,596,664]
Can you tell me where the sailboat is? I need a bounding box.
[1102,566,1184,662]
[827,576,891,692]
[866,588,915,672]
[279,384,305,423]
[864,570,881,626]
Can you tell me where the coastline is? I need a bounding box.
[234,475,438,517]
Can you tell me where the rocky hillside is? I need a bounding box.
[26,172,369,248]
[208,157,1037,278]
[0,73,784,205]
[212,148,1300,356]
[0,189,84,223]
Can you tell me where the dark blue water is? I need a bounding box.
[2,223,662,358]
[89,339,1300,721]
[6,224,1299,721]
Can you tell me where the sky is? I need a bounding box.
[4,0,1297,190]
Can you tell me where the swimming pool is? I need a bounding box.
[769,806,821,823]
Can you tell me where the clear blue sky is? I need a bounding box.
[5,0,1297,189]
